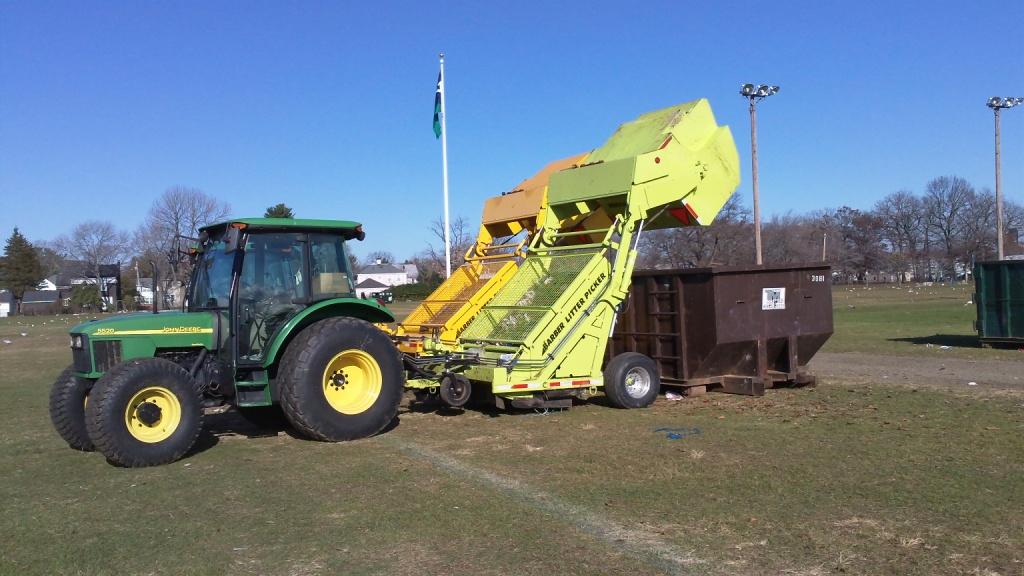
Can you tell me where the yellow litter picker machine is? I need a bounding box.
[394,153,587,354]
[406,98,741,410]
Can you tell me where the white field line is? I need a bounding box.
[383,438,705,576]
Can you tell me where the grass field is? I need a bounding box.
[826,282,1021,361]
[0,286,1021,575]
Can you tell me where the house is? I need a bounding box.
[20,290,62,316]
[402,263,419,283]
[354,278,388,299]
[0,290,14,317]
[356,260,411,289]
[136,278,155,305]
[39,262,122,309]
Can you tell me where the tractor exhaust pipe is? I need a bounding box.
[150,260,159,314]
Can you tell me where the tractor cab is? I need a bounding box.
[188,220,363,365]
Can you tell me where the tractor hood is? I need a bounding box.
[71,311,216,338]
[69,312,219,378]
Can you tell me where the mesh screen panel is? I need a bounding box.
[460,250,599,343]
[401,260,511,330]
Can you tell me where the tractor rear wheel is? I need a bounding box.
[603,352,661,409]
[49,366,94,451]
[85,358,204,467]
[278,317,403,441]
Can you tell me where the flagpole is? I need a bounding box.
[439,52,451,278]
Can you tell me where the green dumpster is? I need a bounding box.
[974,259,1024,346]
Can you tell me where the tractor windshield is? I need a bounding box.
[189,235,237,310]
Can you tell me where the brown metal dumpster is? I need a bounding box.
[607,264,833,396]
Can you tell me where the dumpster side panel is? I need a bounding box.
[608,273,699,383]
[609,264,833,392]
[975,260,1024,343]
[680,271,716,380]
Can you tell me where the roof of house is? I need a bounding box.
[355,278,388,289]
[360,263,406,274]
[22,290,60,304]
[49,261,121,287]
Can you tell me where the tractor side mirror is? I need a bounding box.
[224,227,242,253]
[346,225,365,241]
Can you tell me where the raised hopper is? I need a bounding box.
[395,153,587,353]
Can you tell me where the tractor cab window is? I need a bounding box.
[310,233,355,300]
[237,233,308,361]
[189,238,236,310]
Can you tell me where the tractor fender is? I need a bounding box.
[262,298,395,369]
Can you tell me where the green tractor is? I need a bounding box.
[49,218,404,467]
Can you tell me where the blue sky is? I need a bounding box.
[1,0,1021,261]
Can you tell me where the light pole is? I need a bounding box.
[741,83,779,265]
[987,96,1023,260]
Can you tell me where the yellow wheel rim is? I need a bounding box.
[124,386,182,443]
[322,349,382,415]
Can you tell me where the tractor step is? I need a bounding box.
[235,370,271,407]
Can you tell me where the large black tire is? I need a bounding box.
[49,366,95,451]
[278,317,403,441]
[85,358,204,467]
[603,352,661,409]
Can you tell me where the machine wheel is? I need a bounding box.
[278,317,403,441]
[603,352,661,409]
[439,374,472,408]
[85,358,204,467]
[49,366,95,451]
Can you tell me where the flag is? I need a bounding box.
[433,70,443,139]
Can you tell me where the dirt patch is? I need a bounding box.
[811,351,1024,392]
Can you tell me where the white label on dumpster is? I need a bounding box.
[762,287,786,310]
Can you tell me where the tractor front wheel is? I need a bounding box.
[85,358,204,467]
[278,317,403,441]
[49,366,95,451]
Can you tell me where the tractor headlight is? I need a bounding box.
[70,334,83,349]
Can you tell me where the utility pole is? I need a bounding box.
[987,97,1023,260]
[740,84,779,265]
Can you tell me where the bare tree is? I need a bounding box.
[638,194,753,269]
[56,221,130,293]
[425,215,474,272]
[874,190,925,279]
[136,186,230,289]
[33,241,66,279]
[761,212,822,265]
[811,207,884,282]
[1004,199,1024,255]
[959,188,997,264]
[923,176,974,277]
[875,190,923,254]
[363,250,396,266]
